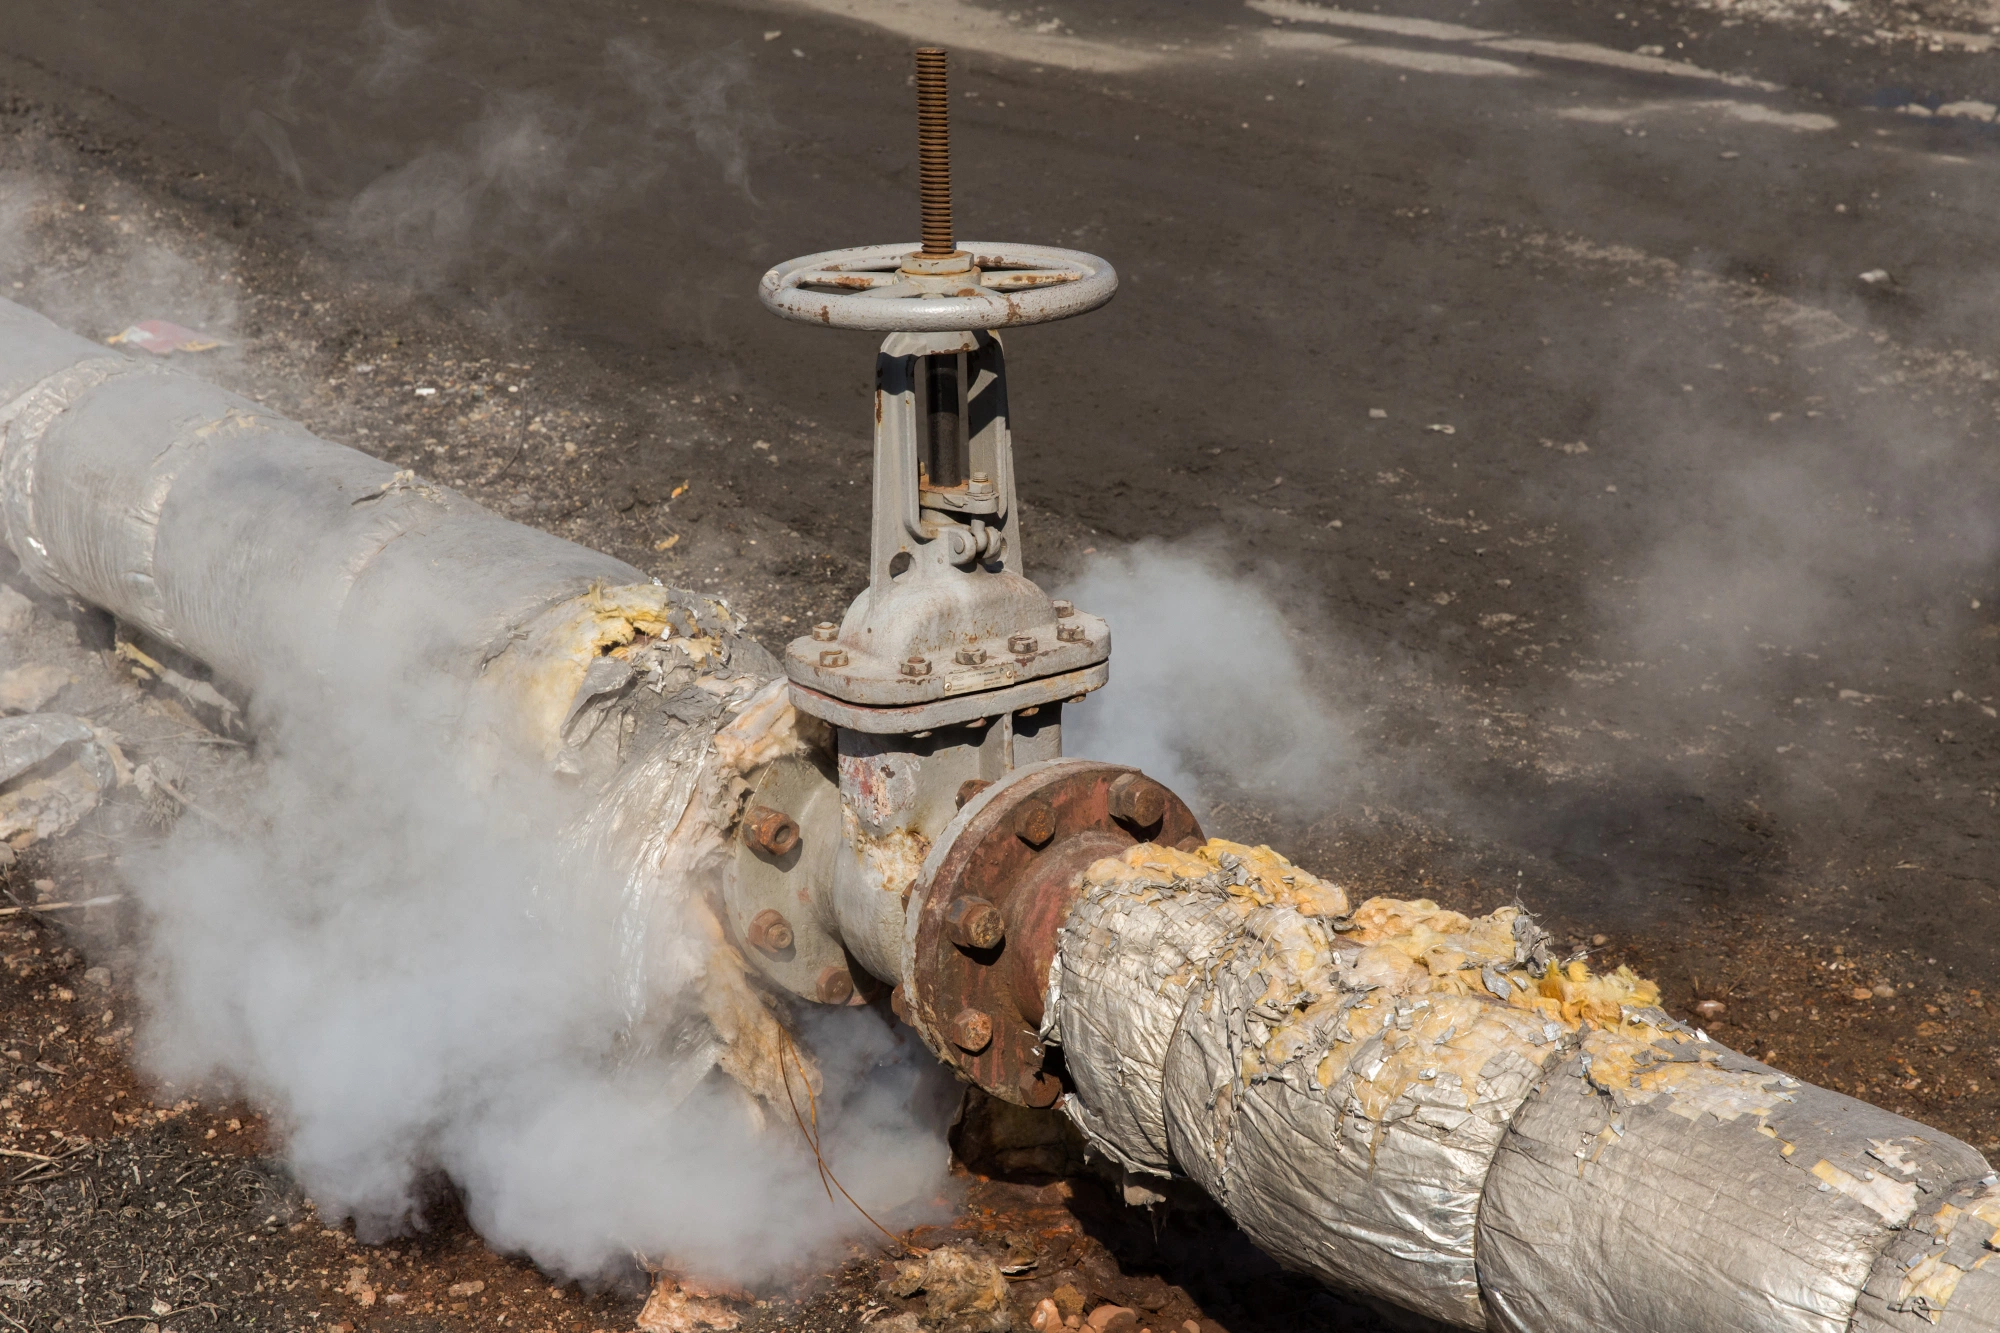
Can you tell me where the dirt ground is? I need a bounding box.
[2,0,2000,1330]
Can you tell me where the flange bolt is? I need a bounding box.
[1015,800,1056,847]
[746,908,794,955]
[956,646,988,665]
[1018,1067,1063,1108]
[951,1007,994,1053]
[946,895,1006,950]
[816,966,855,1004]
[1008,633,1038,654]
[1052,600,1076,618]
[901,655,933,677]
[956,778,993,808]
[1107,774,1167,828]
[811,622,838,642]
[1056,623,1085,643]
[742,804,801,856]
[820,648,849,667]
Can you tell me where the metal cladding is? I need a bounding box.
[0,303,639,706]
[1048,845,2000,1332]
[1481,1045,1992,1331]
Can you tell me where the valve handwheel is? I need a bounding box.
[759,242,1116,332]
[757,46,1116,333]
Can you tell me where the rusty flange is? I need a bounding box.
[900,759,1200,1107]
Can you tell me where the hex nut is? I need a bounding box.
[1052,599,1076,618]
[746,908,794,955]
[956,646,988,666]
[815,966,855,1005]
[1107,774,1167,828]
[741,805,801,857]
[1056,623,1085,643]
[950,1007,994,1053]
[956,778,993,808]
[819,648,849,668]
[945,895,1006,950]
[900,656,933,677]
[1018,1067,1062,1108]
[1008,633,1038,654]
[811,622,838,642]
[1015,800,1056,847]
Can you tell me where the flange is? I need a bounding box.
[900,759,1201,1106]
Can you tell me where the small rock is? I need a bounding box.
[1858,268,1891,286]
[0,586,31,633]
[1873,984,1897,999]
[1052,1285,1087,1319]
[0,665,69,714]
[83,967,111,989]
[1694,999,1726,1020]
[1086,1307,1137,1333]
[1031,1299,1063,1333]
[446,1280,485,1298]
[1591,934,1607,946]
[1851,987,1875,1002]
[0,845,14,872]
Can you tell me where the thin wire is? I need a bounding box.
[778,1032,922,1257]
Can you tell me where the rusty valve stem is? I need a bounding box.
[915,47,953,256]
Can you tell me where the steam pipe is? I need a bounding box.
[1,296,1995,1330]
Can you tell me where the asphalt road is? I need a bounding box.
[2,0,1997,996]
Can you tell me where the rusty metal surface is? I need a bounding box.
[758,242,1116,332]
[915,47,953,257]
[901,759,1200,1105]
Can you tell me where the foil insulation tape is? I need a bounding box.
[1048,882,1245,1177]
[0,298,643,701]
[1479,1041,1994,1332]
[1048,842,2000,1333]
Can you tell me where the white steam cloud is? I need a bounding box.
[1058,541,1360,812]
[129,686,952,1283]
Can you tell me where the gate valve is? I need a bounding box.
[758,45,1118,735]
[735,49,1202,1108]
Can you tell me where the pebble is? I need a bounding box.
[1694,999,1726,1020]
[1873,983,1896,999]
[1088,1307,1137,1333]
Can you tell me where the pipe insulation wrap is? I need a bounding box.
[0,298,671,733]
[0,294,812,1118]
[1049,841,1999,1332]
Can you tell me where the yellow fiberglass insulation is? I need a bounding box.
[1051,841,1998,1333]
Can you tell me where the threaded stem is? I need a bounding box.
[915,47,953,256]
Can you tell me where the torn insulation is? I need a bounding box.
[1050,842,1998,1331]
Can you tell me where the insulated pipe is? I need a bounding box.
[1051,845,2000,1331]
[2,296,1996,1329]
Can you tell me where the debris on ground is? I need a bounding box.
[0,664,69,714]
[885,1245,1013,1333]
[0,713,127,844]
[105,318,225,354]
[636,1275,747,1333]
